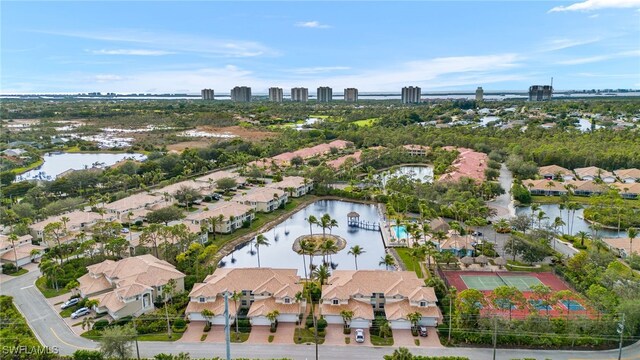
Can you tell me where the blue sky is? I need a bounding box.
[2,0,640,94]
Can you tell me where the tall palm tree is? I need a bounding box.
[307,215,318,236]
[255,234,269,268]
[628,227,638,257]
[313,264,331,285]
[379,254,396,270]
[552,216,565,236]
[299,239,310,279]
[530,204,540,230]
[7,234,19,267]
[423,242,438,269]
[231,291,241,336]
[301,239,316,275]
[348,245,365,270]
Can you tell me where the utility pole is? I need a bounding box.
[492,317,498,360]
[132,318,140,360]
[225,292,231,360]
[618,313,625,360]
[448,289,453,343]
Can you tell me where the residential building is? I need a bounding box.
[104,193,170,219]
[402,145,431,157]
[614,168,640,183]
[237,188,287,213]
[30,210,104,242]
[268,87,283,102]
[291,87,308,102]
[0,234,43,267]
[574,166,615,183]
[475,87,484,102]
[438,147,488,183]
[201,89,214,100]
[185,201,255,234]
[271,140,353,166]
[439,234,474,257]
[317,86,332,102]
[522,179,569,196]
[79,255,185,319]
[2,148,27,157]
[186,268,305,326]
[344,88,358,102]
[538,165,575,181]
[154,180,215,198]
[231,86,251,102]
[195,170,247,188]
[603,237,639,258]
[320,270,440,329]
[401,86,421,104]
[528,85,553,101]
[326,151,362,170]
[266,176,313,197]
[611,182,640,199]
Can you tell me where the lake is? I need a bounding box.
[379,165,434,184]
[515,204,626,238]
[18,152,146,181]
[218,200,388,277]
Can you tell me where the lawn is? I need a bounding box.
[395,248,424,278]
[59,308,75,318]
[370,334,394,346]
[137,333,184,341]
[506,260,552,273]
[10,159,44,175]
[230,332,249,343]
[35,276,70,298]
[294,328,325,344]
[8,268,29,277]
[352,118,379,127]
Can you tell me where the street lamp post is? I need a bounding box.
[618,313,625,360]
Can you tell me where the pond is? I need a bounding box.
[379,165,434,184]
[515,204,626,238]
[219,200,388,276]
[18,152,146,181]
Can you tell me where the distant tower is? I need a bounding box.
[230,86,251,102]
[528,85,553,101]
[401,86,421,104]
[344,88,358,102]
[201,89,215,100]
[317,87,333,102]
[269,87,283,102]
[291,87,309,102]
[475,87,484,102]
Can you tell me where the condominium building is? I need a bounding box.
[317,86,333,102]
[401,86,421,104]
[344,88,358,102]
[528,85,553,101]
[291,87,308,102]
[231,86,252,102]
[475,87,484,102]
[268,87,283,102]
[201,89,214,100]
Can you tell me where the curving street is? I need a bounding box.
[3,269,640,359]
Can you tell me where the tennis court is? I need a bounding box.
[460,274,543,291]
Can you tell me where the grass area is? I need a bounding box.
[352,118,379,127]
[8,268,29,276]
[230,332,249,343]
[370,334,394,346]
[81,330,102,339]
[294,328,325,344]
[506,260,552,273]
[308,115,330,119]
[137,332,184,341]
[531,195,638,206]
[35,276,70,298]
[59,308,75,318]
[395,247,424,278]
[10,159,44,174]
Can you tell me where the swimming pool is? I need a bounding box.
[391,225,409,240]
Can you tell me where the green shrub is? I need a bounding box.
[2,263,18,274]
[93,319,109,331]
[73,350,104,360]
[204,322,211,332]
[172,318,187,333]
[317,318,328,331]
[236,319,251,333]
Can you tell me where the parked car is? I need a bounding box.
[212,193,222,201]
[61,298,80,309]
[472,231,483,237]
[355,328,365,343]
[120,228,130,234]
[71,307,90,319]
[419,326,428,337]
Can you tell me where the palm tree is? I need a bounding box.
[313,264,331,285]
[255,234,269,268]
[389,347,413,360]
[81,317,95,331]
[379,254,396,270]
[628,228,638,257]
[231,291,241,336]
[299,239,310,279]
[307,215,318,236]
[536,210,548,229]
[318,214,335,239]
[319,239,337,265]
[407,311,423,332]
[266,310,280,331]
[348,245,365,270]
[201,309,214,325]
[530,204,540,230]
[378,319,392,339]
[301,239,316,275]
[440,252,456,267]
[423,243,438,269]
[576,230,590,247]
[552,216,565,236]
[7,234,19,267]
[340,310,354,330]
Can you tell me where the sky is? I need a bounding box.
[2,0,640,94]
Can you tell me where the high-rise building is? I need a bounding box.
[230,86,251,102]
[291,87,308,102]
[201,89,215,100]
[401,86,421,104]
[269,87,283,102]
[528,85,553,101]
[344,88,358,102]
[475,87,484,102]
[317,86,333,102]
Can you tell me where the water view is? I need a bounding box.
[219,200,387,276]
[379,165,434,184]
[515,204,626,238]
[18,152,146,181]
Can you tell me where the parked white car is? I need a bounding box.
[71,307,90,319]
[61,298,80,309]
[355,328,365,343]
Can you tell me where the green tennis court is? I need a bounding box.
[461,274,543,291]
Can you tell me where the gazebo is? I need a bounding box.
[494,257,507,269]
[475,255,489,267]
[460,256,475,268]
[347,211,360,226]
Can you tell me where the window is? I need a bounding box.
[199,297,205,303]
[379,303,385,309]
[241,300,247,306]
[420,301,427,307]
[284,298,290,304]
[332,299,339,305]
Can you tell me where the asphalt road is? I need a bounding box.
[3,269,640,359]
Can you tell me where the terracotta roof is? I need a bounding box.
[440,234,473,251]
[567,180,609,193]
[186,201,253,222]
[522,179,568,193]
[154,180,213,196]
[195,170,245,184]
[326,151,362,169]
[247,297,300,317]
[31,211,102,232]
[273,140,352,162]
[114,283,152,299]
[322,270,437,302]
[538,165,573,177]
[438,147,488,183]
[614,168,640,180]
[603,238,640,256]
[78,273,113,296]
[267,176,309,190]
[402,145,431,151]
[104,193,163,212]
[320,300,375,320]
[92,291,127,313]
[574,166,613,179]
[611,182,640,195]
[0,243,44,262]
[86,255,184,287]
[384,299,442,321]
[0,234,32,250]
[189,268,302,298]
[238,188,286,203]
[185,297,232,316]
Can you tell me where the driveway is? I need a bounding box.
[270,323,296,344]
[324,324,347,345]
[393,329,418,347]
[246,325,271,344]
[179,321,206,342]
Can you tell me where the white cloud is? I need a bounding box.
[295,21,331,29]
[549,0,640,12]
[558,50,640,64]
[290,66,350,74]
[93,74,123,82]
[542,37,601,52]
[89,49,174,56]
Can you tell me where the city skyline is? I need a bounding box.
[2,0,640,94]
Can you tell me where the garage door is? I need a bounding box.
[350,319,370,329]
[211,315,227,326]
[323,315,344,325]
[390,319,412,330]
[277,313,298,323]
[419,317,437,327]
[251,316,271,326]
[188,313,205,322]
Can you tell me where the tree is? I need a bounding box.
[406,311,422,331]
[340,310,354,329]
[530,284,553,317]
[139,224,169,259]
[65,280,80,296]
[306,215,318,236]
[201,309,214,325]
[318,214,336,239]
[576,230,590,247]
[146,206,184,225]
[255,234,269,268]
[290,156,304,167]
[216,177,237,192]
[99,324,135,360]
[455,289,485,327]
[348,245,365,270]
[628,227,638,257]
[552,290,574,320]
[491,285,525,321]
[379,253,396,270]
[383,347,413,360]
[378,319,392,339]
[174,186,202,209]
[266,310,280,331]
[313,264,331,285]
[440,251,456,266]
[231,291,241,336]
[82,316,95,331]
[7,234,19,267]
[44,221,66,262]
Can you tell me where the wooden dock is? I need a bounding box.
[347,219,380,231]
